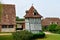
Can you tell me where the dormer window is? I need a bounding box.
[34,9,38,15]
[34,12,37,15]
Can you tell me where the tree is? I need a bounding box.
[16,16,20,21]
[55,25,60,30]
[16,16,24,21]
[55,25,60,34]
[48,24,60,34]
[48,24,57,32]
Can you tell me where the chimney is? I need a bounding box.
[25,10,29,13]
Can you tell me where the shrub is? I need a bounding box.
[48,24,60,34]
[48,24,57,32]
[55,25,60,30]
[12,30,33,40]
[56,30,60,34]
[42,26,48,31]
[33,32,45,39]
[55,25,60,34]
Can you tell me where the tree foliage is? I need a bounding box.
[55,25,60,34]
[48,24,57,32]
[16,16,24,21]
[48,24,60,34]
[55,25,60,30]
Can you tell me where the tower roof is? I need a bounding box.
[24,6,42,18]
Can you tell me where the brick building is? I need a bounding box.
[42,18,60,27]
[0,4,16,32]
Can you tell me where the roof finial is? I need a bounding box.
[32,4,33,6]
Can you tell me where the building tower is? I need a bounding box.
[24,5,42,33]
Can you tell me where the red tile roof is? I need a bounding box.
[24,6,42,18]
[1,4,16,25]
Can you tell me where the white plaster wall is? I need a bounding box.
[25,18,42,32]
[25,23,29,30]
[29,18,42,30]
[30,24,42,30]
[25,19,30,30]
[1,28,15,32]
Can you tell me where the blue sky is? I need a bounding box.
[1,0,60,18]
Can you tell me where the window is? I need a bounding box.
[8,25,14,28]
[52,22,53,24]
[57,22,58,24]
[2,25,7,28]
[17,24,22,28]
[34,9,38,15]
[50,22,53,24]
[55,22,58,24]
[34,12,37,15]
[50,22,58,24]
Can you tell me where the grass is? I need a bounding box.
[36,34,60,40]
[0,33,60,40]
[0,33,13,40]
[0,35,13,40]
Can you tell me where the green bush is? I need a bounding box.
[12,30,33,40]
[55,25,60,34]
[48,24,57,32]
[33,32,45,39]
[48,24,60,34]
[55,25,60,30]
[42,26,48,31]
[56,30,60,34]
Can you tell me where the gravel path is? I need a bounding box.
[44,32,53,34]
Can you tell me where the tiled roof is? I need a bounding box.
[24,6,42,18]
[1,4,16,25]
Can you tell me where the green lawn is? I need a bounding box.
[36,34,60,40]
[0,35,13,40]
[0,33,60,40]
